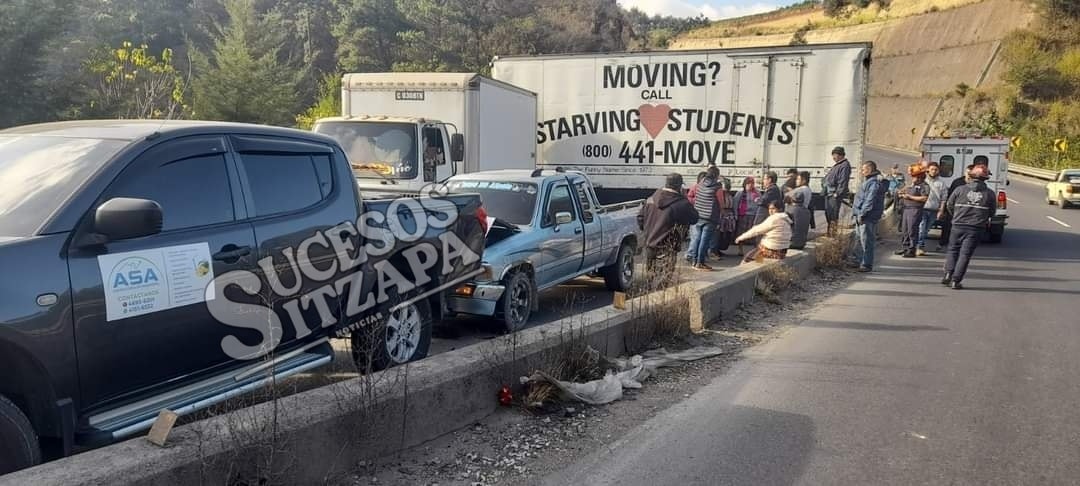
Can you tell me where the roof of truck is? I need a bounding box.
[341,72,535,96]
[316,116,440,125]
[0,119,322,142]
[448,169,587,184]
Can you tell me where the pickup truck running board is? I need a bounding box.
[81,343,333,444]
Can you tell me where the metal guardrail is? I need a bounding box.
[1009,163,1058,181]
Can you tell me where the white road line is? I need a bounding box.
[1047,216,1072,228]
[1007,197,1020,204]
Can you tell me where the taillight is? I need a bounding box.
[476,205,490,234]
[997,191,1007,209]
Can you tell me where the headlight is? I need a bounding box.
[476,263,494,282]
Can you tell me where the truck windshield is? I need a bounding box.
[0,135,127,237]
[446,180,538,226]
[314,121,418,180]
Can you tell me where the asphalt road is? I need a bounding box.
[543,147,1080,485]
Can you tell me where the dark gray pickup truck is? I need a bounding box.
[0,121,486,474]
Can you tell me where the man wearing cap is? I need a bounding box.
[941,165,996,290]
[895,163,929,258]
[823,146,852,236]
[638,173,699,283]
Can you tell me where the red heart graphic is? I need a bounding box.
[638,104,671,139]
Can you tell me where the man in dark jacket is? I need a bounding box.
[941,165,996,290]
[638,174,699,282]
[823,146,852,236]
[848,161,888,272]
[754,171,784,226]
[940,164,975,247]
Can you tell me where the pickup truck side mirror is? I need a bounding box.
[555,211,573,225]
[450,133,465,163]
[95,198,164,241]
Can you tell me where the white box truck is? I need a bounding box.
[314,73,538,194]
[491,43,872,202]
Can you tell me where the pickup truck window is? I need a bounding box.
[574,182,594,223]
[446,180,537,226]
[105,153,234,231]
[0,135,126,237]
[544,184,576,227]
[238,153,326,216]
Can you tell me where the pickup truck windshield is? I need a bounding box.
[314,121,418,180]
[0,135,127,237]
[446,180,537,226]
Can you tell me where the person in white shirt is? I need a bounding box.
[919,161,948,253]
[735,200,793,263]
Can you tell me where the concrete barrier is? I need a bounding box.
[2,245,820,486]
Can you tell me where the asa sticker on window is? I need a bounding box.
[97,242,216,321]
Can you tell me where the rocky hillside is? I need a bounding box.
[671,0,1038,153]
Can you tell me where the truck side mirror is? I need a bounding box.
[555,211,573,225]
[450,133,465,163]
[95,198,163,241]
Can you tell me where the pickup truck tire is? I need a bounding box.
[500,271,534,332]
[0,395,40,475]
[351,293,432,372]
[988,228,1004,244]
[601,241,635,292]
[1059,194,1070,209]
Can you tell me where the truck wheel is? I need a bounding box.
[0,395,40,475]
[988,229,1003,244]
[351,293,432,372]
[499,271,533,333]
[1059,193,1070,209]
[601,241,635,292]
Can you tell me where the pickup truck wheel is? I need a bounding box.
[601,241,635,292]
[351,294,432,372]
[0,395,40,475]
[500,271,533,332]
[1059,193,1070,209]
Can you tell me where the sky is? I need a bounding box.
[619,0,783,20]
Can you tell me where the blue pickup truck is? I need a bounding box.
[443,169,643,331]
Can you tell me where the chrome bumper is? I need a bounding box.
[446,283,505,317]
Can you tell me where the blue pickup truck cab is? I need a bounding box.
[443,169,643,331]
[0,121,485,474]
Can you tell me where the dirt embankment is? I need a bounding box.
[672,0,1037,152]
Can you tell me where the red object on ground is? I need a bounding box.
[498,385,513,406]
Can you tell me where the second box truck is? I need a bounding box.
[314,73,538,195]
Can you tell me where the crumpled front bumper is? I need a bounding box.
[446,283,505,316]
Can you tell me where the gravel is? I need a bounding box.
[342,267,854,486]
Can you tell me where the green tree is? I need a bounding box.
[0,0,75,127]
[332,0,411,72]
[191,0,304,125]
[295,73,341,130]
[84,42,191,119]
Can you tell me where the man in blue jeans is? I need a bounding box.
[848,161,888,272]
[687,167,722,270]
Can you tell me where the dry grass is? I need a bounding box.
[678,0,983,39]
[754,263,800,304]
[814,233,855,269]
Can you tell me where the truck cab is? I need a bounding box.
[921,136,1010,242]
[313,116,464,195]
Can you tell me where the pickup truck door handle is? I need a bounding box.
[213,245,251,262]
[574,227,583,234]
